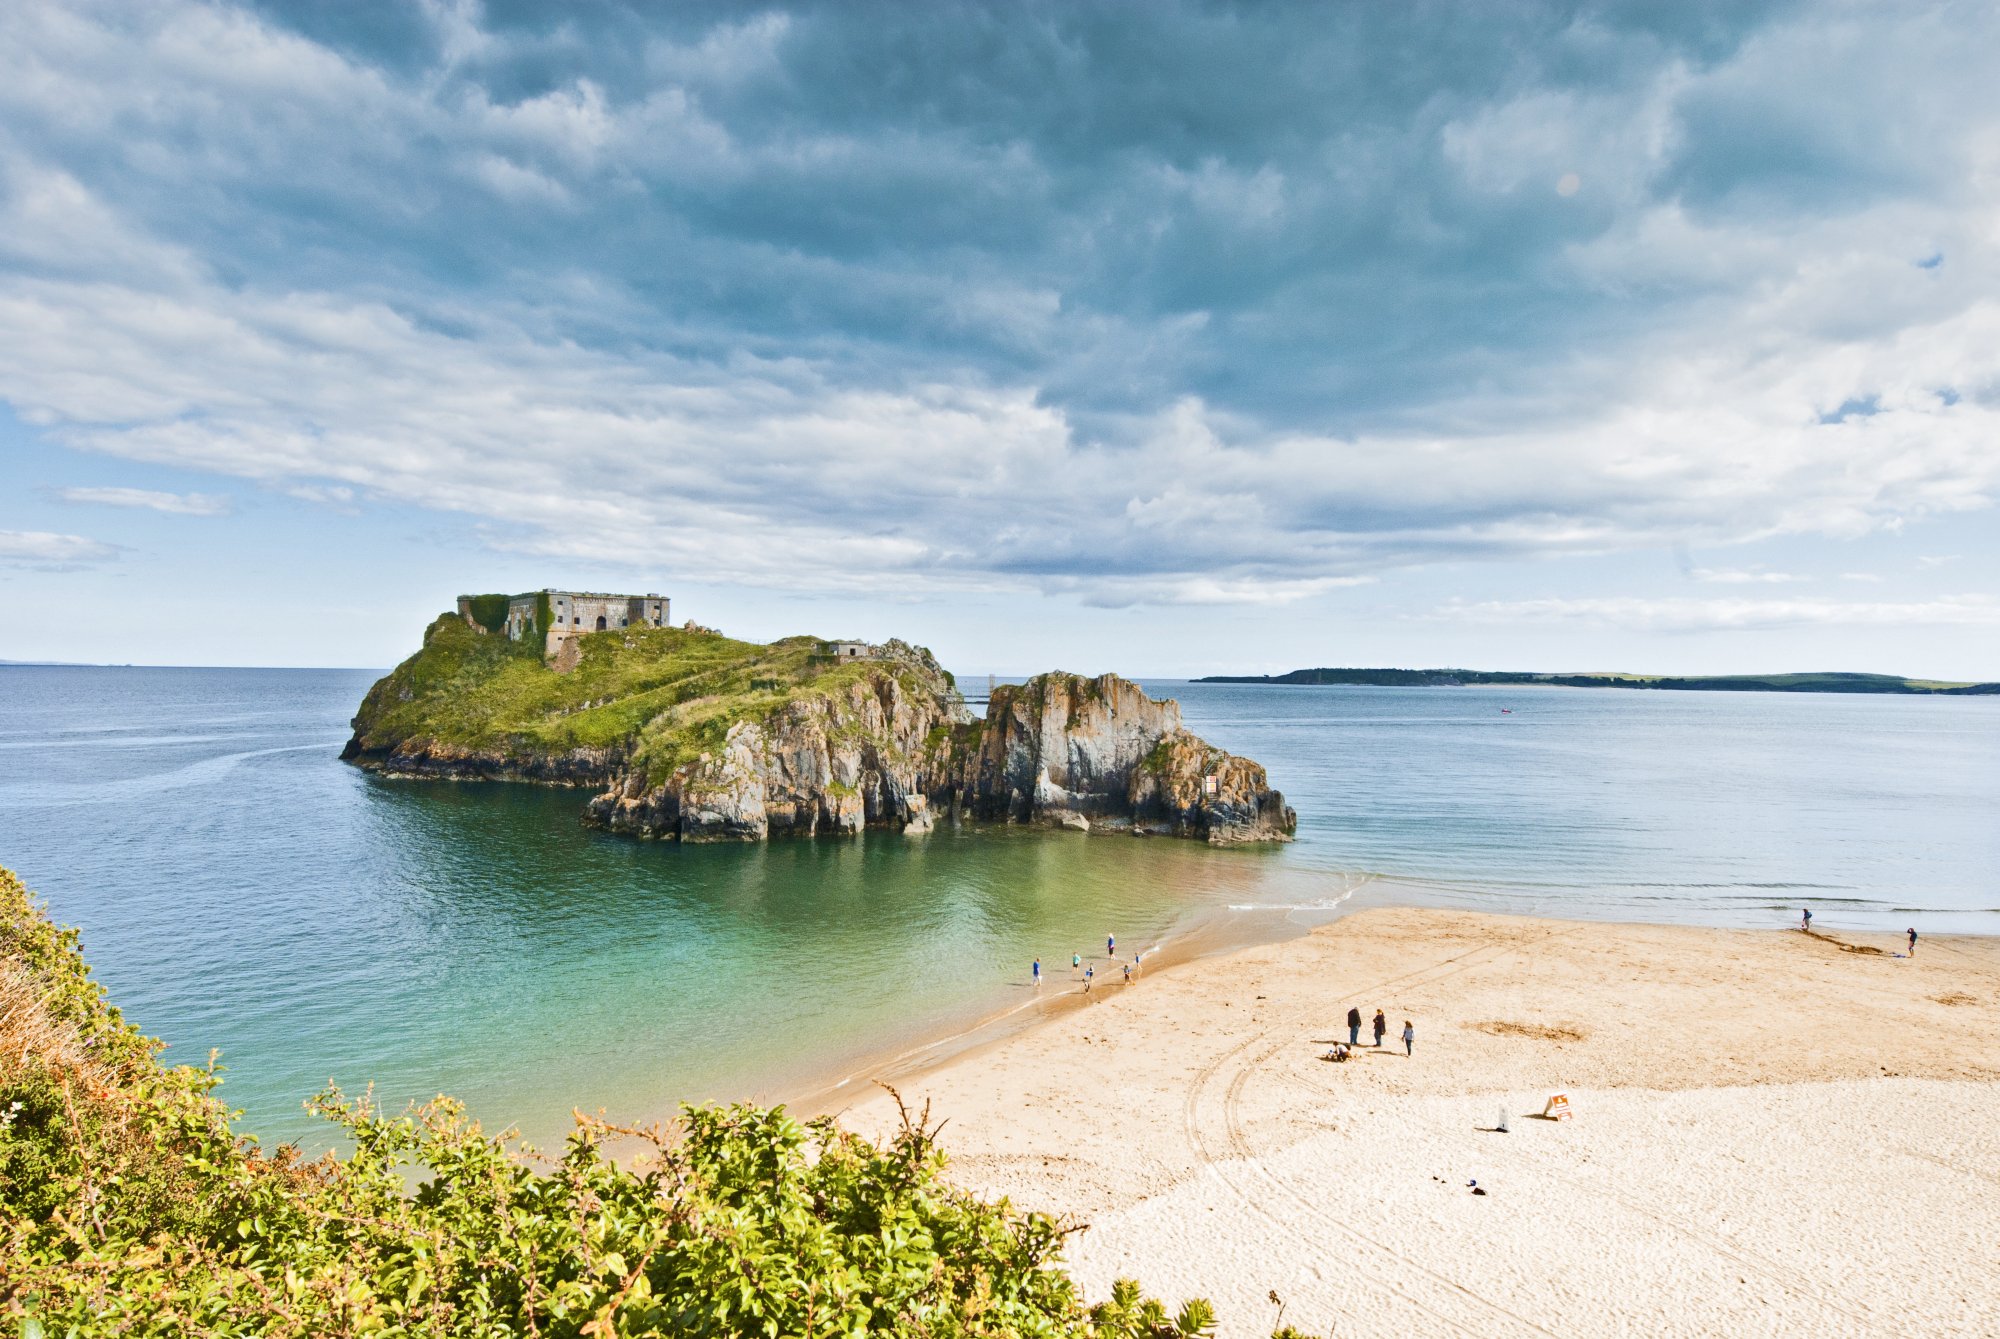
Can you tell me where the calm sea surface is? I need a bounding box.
[2,666,1994,1147]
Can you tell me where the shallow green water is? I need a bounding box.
[0,666,1297,1148]
[3,666,1993,1150]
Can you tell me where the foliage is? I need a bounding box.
[3,866,1288,1337]
[463,594,512,635]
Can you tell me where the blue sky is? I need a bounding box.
[2,0,1997,676]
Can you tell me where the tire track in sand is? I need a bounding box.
[1273,929,1899,1338]
[1178,933,1569,1337]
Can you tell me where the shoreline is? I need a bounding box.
[783,876,1994,1127]
[827,905,2000,1337]
[785,900,1326,1123]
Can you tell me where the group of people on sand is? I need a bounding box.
[1327,1005,1413,1062]
[1800,908,1919,956]
[1031,933,1140,993]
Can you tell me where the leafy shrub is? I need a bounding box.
[1,867,1263,1337]
[464,593,512,634]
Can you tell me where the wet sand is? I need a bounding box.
[835,907,2000,1338]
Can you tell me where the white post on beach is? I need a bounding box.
[1497,1108,1509,1133]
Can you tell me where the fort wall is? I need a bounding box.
[476,589,671,655]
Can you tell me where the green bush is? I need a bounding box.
[464,593,512,634]
[1,868,1272,1337]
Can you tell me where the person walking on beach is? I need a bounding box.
[1346,1005,1362,1048]
[1401,1020,1415,1057]
[1800,907,1812,932]
[1372,1009,1387,1048]
[1908,927,1918,956]
[1033,958,1041,987]
[1084,964,1094,992]
[1123,962,1132,985]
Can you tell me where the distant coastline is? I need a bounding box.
[1197,667,2000,695]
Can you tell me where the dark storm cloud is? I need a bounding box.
[1,0,1996,600]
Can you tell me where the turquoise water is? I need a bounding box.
[1,666,1994,1148]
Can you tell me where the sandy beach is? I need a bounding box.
[838,909,2000,1338]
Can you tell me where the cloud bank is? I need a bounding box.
[0,528,118,570]
[1437,595,2000,634]
[54,486,231,515]
[2,1,1998,603]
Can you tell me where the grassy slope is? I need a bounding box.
[351,617,956,785]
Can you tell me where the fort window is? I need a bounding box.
[596,615,608,631]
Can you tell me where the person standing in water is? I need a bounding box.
[1372,1009,1387,1047]
[1123,962,1132,985]
[1033,958,1041,986]
[1908,927,1918,956]
[1402,1020,1415,1057]
[1801,908,1812,932]
[1073,952,1081,973]
[1107,932,1116,958]
[1346,1005,1362,1048]
[1084,965,1094,992]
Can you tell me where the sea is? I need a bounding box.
[1,666,1994,1149]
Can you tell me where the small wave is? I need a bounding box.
[1228,880,1366,914]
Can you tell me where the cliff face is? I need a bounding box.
[343,618,1293,845]
[583,671,958,842]
[936,674,1293,842]
[336,737,623,787]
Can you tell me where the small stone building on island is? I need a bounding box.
[456,589,670,659]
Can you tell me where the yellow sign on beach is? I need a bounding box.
[1543,1093,1572,1121]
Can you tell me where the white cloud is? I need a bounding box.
[0,528,118,568]
[279,483,358,510]
[55,485,230,515]
[0,0,1998,612]
[1433,595,2000,634]
[1689,567,1809,584]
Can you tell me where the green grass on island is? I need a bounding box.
[1198,667,2000,694]
[350,615,965,785]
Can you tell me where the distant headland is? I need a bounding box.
[1197,667,2000,694]
[342,589,1296,844]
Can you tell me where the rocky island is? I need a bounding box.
[342,601,1294,845]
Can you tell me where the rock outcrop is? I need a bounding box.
[342,619,1293,844]
[940,674,1295,844]
[336,737,623,787]
[582,670,959,842]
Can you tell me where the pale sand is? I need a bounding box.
[836,909,2000,1338]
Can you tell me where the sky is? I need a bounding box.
[2,0,1997,678]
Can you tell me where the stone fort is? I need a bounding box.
[457,589,670,658]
